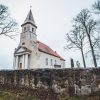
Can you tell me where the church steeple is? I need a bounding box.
[21,9,37,28]
[20,9,37,48]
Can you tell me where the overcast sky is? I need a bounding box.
[0,0,97,69]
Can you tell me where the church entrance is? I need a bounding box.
[19,63,22,69]
[19,55,23,69]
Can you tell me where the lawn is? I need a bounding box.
[0,91,38,100]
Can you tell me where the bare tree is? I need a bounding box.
[73,9,98,67]
[93,0,100,14]
[65,25,86,68]
[0,4,17,39]
[92,0,100,56]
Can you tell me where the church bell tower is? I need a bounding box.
[13,10,37,70]
[20,9,37,49]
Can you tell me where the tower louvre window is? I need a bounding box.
[24,27,26,31]
[32,28,34,32]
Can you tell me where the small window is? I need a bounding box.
[45,58,48,66]
[51,59,53,66]
[55,60,56,65]
[54,65,61,68]
[24,27,26,31]
[32,28,34,32]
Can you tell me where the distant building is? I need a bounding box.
[13,10,65,69]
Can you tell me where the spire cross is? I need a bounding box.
[30,5,32,9]
[29,0,32,9]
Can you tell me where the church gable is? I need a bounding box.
[17,48,26,53]
[15,46,31,54]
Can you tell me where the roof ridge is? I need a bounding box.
[37,40,65,61]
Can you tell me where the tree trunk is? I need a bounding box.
[84,24,97,67]
[88,35,97,67]
[81,48,86,68]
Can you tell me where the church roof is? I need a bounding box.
[21,9,37,28]
[37,41,65,61]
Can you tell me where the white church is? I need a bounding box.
[13,10,65,69]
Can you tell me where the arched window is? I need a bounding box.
[55,60,56,65]
[24,27,26,31]
[45,58,48,66]
[51,59,53,66]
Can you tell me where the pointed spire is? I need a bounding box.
[24,9,34,23]
[21,9,37,28]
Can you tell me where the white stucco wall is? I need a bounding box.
[61,60,65,68]
[29,50,65,69]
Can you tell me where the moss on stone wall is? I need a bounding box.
[0,68,100,99]
[0,91,38,100]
